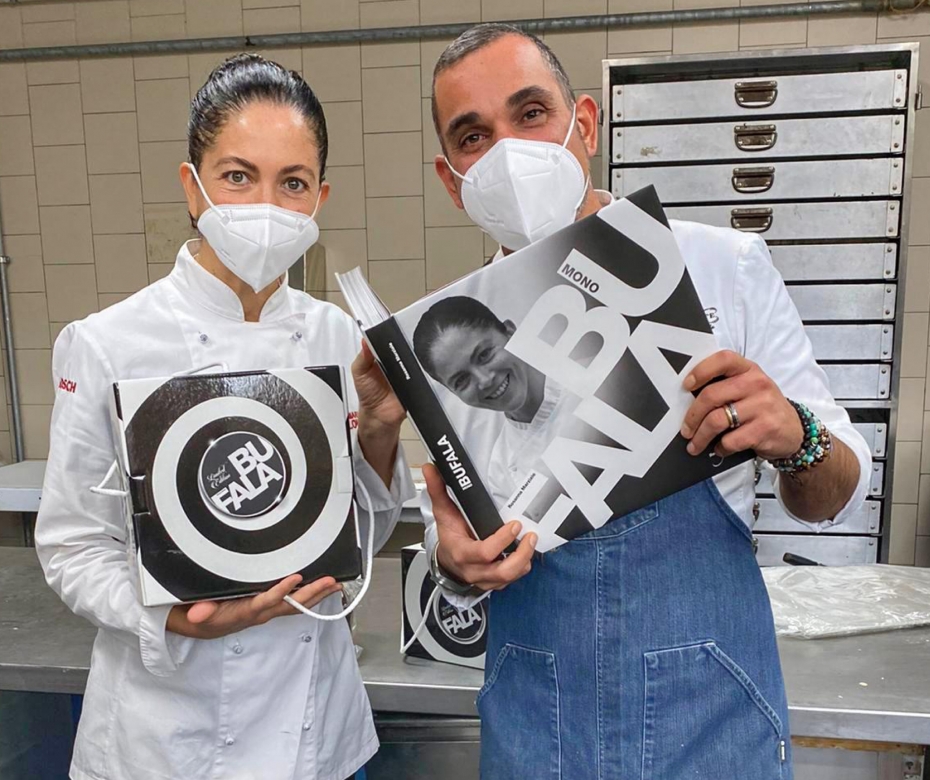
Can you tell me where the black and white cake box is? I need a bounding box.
[401,544,486,670]
[109,366,361,607]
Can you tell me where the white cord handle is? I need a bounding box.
[283,479,376,622]
[400,585,441,655]
[90,460,128,497]
[398,569,492,655]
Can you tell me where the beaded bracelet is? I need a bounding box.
[769,400,833,474]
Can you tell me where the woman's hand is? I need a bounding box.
[166,574,343,640]
[352,342,405,486]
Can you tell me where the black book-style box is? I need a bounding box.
[109,366,361,607]
[401,544,487,670]
[340,186,751,554]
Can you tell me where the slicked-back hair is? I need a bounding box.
[189,52,327,180]
[413,295,509,384]
[430,23,575,147]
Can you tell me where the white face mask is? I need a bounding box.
[186,163,322,293]
[444,105,588,251]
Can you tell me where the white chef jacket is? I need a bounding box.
[486,378,575,514]
[422,191,873,601]
[35,240,415,780]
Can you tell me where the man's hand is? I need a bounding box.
[680,350,804,461]
[166,575,343,640]
[425,463,537,592]
[353,341,405,487]
[680,349,861,522]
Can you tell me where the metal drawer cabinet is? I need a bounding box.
[606,44,920,565]
[611,68,907,123]
[614,115,904,165]
[614,158,904,203]
[665,201,900,241]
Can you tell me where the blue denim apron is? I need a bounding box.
[477,479,792,780]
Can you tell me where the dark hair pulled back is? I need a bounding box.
[188,53,328,180]
[413,296,509,382]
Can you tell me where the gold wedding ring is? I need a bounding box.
[724,402,740,430]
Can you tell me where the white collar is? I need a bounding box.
[168,240,292,322]
[505,377,564,432]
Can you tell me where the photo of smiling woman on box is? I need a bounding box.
[34,54,414,780]
[413,294,582,522]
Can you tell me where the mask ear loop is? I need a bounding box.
[561,102,578,148]
[309,183,324,221]
[283,478,375,622]
[186,163,228,225]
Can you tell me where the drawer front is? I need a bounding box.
[753,497,881,534]
[612,69,908,123]
[757,457,885,494]
[755,535,878,567]
[612,158,904,202]
[769,244,897,282]
[853,422,888,458]
[614,116,905,164]
[822,364,890,400]
[869,461,886,497]
[787,284,895,322]
[805,324,893,361]
[666,201,899,240]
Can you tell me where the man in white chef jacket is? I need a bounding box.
[420,23,873,780]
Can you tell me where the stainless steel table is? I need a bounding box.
[2,547,929,746]
[0,461,45,547]
[0,461,44,513]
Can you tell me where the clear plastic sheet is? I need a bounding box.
[763,565,930,639]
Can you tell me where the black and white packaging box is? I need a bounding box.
[110,366,361,606]
[401,544,486,670]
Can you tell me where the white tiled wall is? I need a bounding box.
[0,0,928,559]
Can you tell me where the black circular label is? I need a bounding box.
[433,592,486,645]
[198,431,287,518]
[415,570,487,658]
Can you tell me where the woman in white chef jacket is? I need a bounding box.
[35,53,414,780]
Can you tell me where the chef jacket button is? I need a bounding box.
[225,736,235,746]
[233,643,243,655]
[300,633,313,643]
[292,330,303,341]
[198,333,208,343]
[302,722,311,732]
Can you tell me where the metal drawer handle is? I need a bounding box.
[731,207,773,233]
[735,80,778,109]
[734,123,777,152]
[732,166,775,194]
